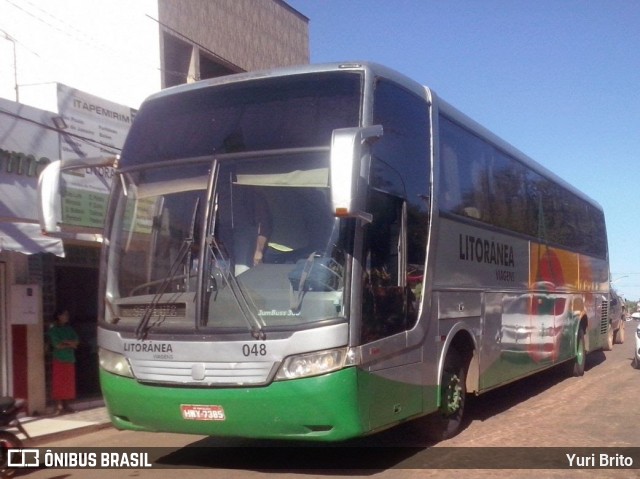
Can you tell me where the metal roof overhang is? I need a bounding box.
[0,222,64,257]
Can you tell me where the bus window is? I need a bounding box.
[361,190,416,342]
[440,118,492,221]
[372,78,429,268]
[440,143,462,212]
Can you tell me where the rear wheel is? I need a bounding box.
[424,348,467,441]
[568,327,586,377]
[614,323,625,344]
[605,325,614,351]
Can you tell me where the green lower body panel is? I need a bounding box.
[100,367,367,442]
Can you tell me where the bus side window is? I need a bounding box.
[440,143,462,212]
[361,190,412,343]
[440,118,491,223]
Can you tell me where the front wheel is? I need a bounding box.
[424,348,467,442]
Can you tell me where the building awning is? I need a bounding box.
[0,222,64,257]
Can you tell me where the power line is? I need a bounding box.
[1,0,195,88]
[5,0,100,50]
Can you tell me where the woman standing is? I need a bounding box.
[49,309,79,415]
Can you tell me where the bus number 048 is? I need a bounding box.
[242,344,267,357]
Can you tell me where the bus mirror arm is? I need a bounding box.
[329,125,383,222]
[355,211,373,224]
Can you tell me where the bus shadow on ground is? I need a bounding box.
[468,349,607,422]
[154,439,428,473]
[154,421,439,473]
[155,351,609,472]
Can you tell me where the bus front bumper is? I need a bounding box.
[100,367,366,442]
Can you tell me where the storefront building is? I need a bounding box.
[0,89,132,413]
[0,0,308,414]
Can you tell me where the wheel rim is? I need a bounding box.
[443,372,463,416]
[576,334,585,365]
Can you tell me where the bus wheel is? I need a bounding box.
[425,349,467,441]
[568,327,586,377]
[614,323,625,344]
[605,325,614,351]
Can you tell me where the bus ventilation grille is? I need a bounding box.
[600,299,609,335]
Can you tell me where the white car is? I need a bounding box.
[634,323,640,369]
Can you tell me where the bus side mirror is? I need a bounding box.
[37,155,118,236]
[38,160,63,234]
[329,125,383,222]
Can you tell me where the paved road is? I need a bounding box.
[16,322,639,478]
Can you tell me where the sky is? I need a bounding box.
[287,0,640,301]
[0,0,159,110]
[1,1,639,299]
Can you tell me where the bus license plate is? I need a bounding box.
[181,404,226,421]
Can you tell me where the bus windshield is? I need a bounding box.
[102,71,362,337]
[204,153,345,334]
[104,152,347,336]
[120,71,362,165]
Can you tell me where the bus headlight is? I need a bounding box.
[99,348,134,378]
[275,347,358,380]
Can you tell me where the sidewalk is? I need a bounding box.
[15,399,112,444]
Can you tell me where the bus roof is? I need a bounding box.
[139,61,603,212]
[144,61,428,101]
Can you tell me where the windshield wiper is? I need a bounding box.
[135,198,200,340]
[202,236,266,340]
[289,222,344,313]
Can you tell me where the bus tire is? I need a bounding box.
[568,327,586,377]
[605,325,614,351]
[424,348,467,442]
[614,323,625,344]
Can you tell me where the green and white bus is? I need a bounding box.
[39,62,610,442]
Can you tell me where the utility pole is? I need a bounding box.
[1,29,19,102]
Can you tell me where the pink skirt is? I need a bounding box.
[52,360,76,400]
